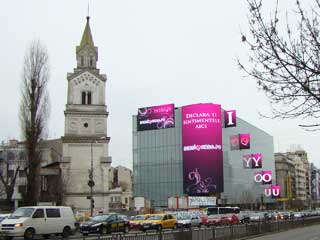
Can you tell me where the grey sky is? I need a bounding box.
[0,0,319,168]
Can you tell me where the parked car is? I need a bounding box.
[238,213,250,224]
[0,206,75,240]
[249,212,264,222]
[220,214,239,225]
[293,212,304,219]
[140,214,177,231]
[0,214,10,223]
[129,214,150,230]
[202,215,221,226]
[177,215,201,228]
[80,213,129,235]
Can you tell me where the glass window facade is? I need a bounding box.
[133,107,275,207]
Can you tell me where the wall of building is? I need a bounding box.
[133,106,275,207]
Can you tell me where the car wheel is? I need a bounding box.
[100,226,107,235]
[62,226,71,238]
[24,228,35,240]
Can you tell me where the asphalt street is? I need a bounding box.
[244,224,320,240]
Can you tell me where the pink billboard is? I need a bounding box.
[182,103,223,195]
[224,110,236,127]
[239,133,251,149]
[137,103,175,131]
[264,185,281,198]
[243,153,262,169]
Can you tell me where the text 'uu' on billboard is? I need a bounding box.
[137,103,175,131]
[182,103,223,195]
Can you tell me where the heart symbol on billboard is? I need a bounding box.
[241,137,249,146]
[196,145,201,151]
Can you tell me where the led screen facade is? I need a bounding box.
[224,110,236,127]
[182,103,223,195]
[137,104,175,131]
[239,133,251,149]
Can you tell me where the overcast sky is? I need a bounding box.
[0,0,319,168]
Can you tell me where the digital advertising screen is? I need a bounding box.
[137,104,175,131]
[264,185,281,198]
[243,153,262,169]
[239,133,251,149]
[230,135,240,150]
[224,110,236,128]
[182,103,223,195]
[254,170,272,184]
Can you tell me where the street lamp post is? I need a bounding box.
[88,137,106,217]
[88,142,95,217]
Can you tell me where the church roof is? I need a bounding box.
[77,16,96,53]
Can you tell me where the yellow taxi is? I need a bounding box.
[140,213,177,231]
[129,214,150,230]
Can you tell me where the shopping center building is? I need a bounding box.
[132,103,275,208]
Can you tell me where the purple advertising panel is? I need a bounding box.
[182,103,223,195]
[251,153,262,168]
[262,170,272,184]
[243,153,262,169]
[271,185,281,198]
[264,185,281,198]
[254,170,272,184]
[243,154,252,169]
[230,135,240,150]
[224,110,236,128]
[137,104,175,131]
[239,133,250,149]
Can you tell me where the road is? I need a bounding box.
[245,224,320,240]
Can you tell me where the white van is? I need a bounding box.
[0,206,76,240]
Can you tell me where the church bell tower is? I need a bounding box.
[61,16,112,210]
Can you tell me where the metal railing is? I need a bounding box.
[9,216,319,240]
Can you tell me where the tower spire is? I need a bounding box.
[76,15,98,69]
[78,16,95,52]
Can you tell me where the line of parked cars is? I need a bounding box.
[2,208,320,239]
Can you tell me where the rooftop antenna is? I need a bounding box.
[87,2,90,17]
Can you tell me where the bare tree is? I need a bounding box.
[0,155,20,202]
[20,40,50,205]
[239,0,320,130]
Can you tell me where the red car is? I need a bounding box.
[220,215,239,225]
[201,215,222,226]
[201,214,239,226]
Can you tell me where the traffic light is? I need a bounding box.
[91,198,95,209]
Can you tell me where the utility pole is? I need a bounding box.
[88,142,95,217]
[88,137,106,216]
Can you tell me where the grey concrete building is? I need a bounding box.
[133,105,275,207]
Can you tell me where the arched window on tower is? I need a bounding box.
[87,92,92,105]
[81,56,84,66]
[82,91,86,104]
[81,91,93,105]
[89,56,93,67]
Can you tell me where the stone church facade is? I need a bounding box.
[61,16,112,210]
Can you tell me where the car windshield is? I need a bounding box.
[178,216,189,220]
[148,215,162,220]
[131,215,145,220]
[91,215,109,222]
[11,208,34,218]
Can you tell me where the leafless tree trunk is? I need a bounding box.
[20,40,50,205]
[0,159,20,202]
[239,0,320,130]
